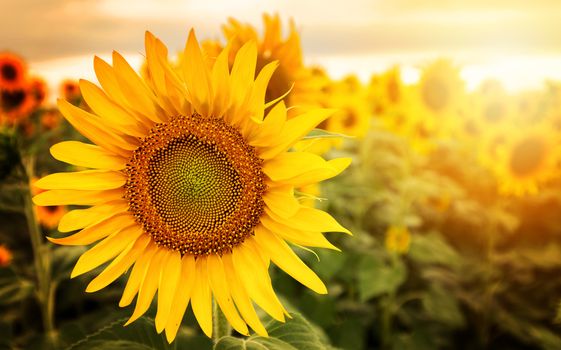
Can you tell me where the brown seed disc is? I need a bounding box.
[124,114,266,256]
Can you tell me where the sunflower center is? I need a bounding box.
[509,137,546,177]
[387,77,400,103]
[342,110,358,128]
[0,89,26,111]
[1,64,17,81]
[125,114,266,256]
[422,78,449,112]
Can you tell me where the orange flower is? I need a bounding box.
[0,86,35,125]
[0,244,12,267]
[59,79,80,101]
[0,52,27,91]
[30,76,48,107]
[40,108,63,131]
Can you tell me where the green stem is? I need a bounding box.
[21,157,57,346]
[212,298,231,344]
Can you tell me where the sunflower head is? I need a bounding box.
[221,13,307,107]
[0,52,27,91]
[59,79,81,102]
[416,59,465,116]
[33,29,351,342]
[30,76,48,107]
[491,125,560,196]
[385,226,411,255]
[0,86,35,125]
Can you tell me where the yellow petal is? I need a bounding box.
[155,251,181,333]
[247,60,279,123]
[249,101,287,147]
[34,170,125,191]
[112,51,163,123]
[71,225,143,278]
[144,31,177,116]
[222,254,268,336]
[211,44,231,118]
[259,109,336,160]
[164,255,196,342]
[254,226,327,294]
[50,141,126,171]
[79,80,146,137]
[191,257,213,337]
[125,248,167,326]
[58,200,129,233]
[57,99,134,158]
[94,56,128,109]
[207,255,249,335]
[227,41,257,125]
[33,188,122,206]
[182,29,212,117]
[266,206,351,235]
[86,234,151,293]
[50,213,136,246]
[120,242,158,307]
[232,241,286,322]
[263,185,299,218]
[260,216,340,251]
[265,156,352,187]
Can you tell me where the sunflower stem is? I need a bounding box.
[212,298,231,343]
[21,156,58,347]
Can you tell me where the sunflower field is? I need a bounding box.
[2,11,561,350]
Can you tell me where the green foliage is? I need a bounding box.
[214,313,336,350]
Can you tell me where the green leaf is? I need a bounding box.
[0,267,34,305]
[421,285,464,328]
[65,316,211,350]
[304,129,353,140]
[51,245,86,283]
[214,313,336,350]
[357,254,407,302]
[408,233,460,269]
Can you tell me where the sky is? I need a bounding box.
[3,0,561,93]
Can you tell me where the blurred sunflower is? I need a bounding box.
[40,108,63,131]
[34,30,350,342]
[0,86,35,125]
[0,52,27,91]
[30,76,48,107]
[492,125,560,196]
[59,79,81,101]
[325,94,371,139]
[221,13,314,109]
[368,66,406,117]
[0,244,12,267]
[385,226,411,255]
[414,59,466,135]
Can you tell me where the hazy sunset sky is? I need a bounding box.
[3,0,561,92]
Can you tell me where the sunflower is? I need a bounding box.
[492,125,560,196]
[0,52,27,91]
[221,13,314,109]
[0,86,35,125]
[40,108,63,131]
[385,226,411,255]
[30,76,48,107]
[33,30,351,342]
[368,66,406,118]
[59,79,81,101]
[417,59,464,115]
[324,93,371,139]
[0,244,12,267]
